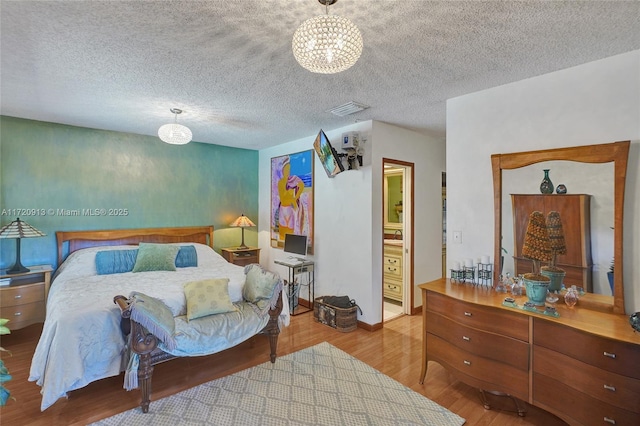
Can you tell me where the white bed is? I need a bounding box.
[29,227,288,411]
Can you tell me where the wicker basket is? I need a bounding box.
[313,296,358,332]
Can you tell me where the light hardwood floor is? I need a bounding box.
[0,312,567,425]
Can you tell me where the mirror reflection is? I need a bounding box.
[501,161,614,296]
[492,141,629,314]
[384,169,403,228]
[502,160,613,296]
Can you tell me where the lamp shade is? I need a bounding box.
[0,218,46,274]
[230,214,255,249]
[229,214,256,228]
[158,108,192,145]
[292,4,363,74]
[0,217,46,239]
[158,123,192,145]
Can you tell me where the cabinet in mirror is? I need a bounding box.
[511,194,593,292]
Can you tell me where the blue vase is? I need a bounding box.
[607,272,614,295]
[524,277,550,306]
[540,169,553,194]
[541,268,565,292]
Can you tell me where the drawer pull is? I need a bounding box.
[604,417,616,425]
[603,351,616,359]
[14,312,22,316]
[463,360,471,366]
[14,294,22,299]
[462,336,470,341]
[603,384,616,392]
[464,312,472,317]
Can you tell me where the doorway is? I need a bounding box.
[382,159,414,322]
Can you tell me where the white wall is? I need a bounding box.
[447,50,640,313]
[258,121,374,322]
[371,121,446,309]
[258,120,445,324]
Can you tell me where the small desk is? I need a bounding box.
[221,247,260,266]
[274,258,314,316]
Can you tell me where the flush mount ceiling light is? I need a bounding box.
[292,0,363,74]
[158,108,192,145]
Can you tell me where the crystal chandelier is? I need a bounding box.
[158,108,192,145]
[292,0,363,74]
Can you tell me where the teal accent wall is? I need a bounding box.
[0,116,258,268]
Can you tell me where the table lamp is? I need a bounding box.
[0,218,46,274]
[229,214,255,249]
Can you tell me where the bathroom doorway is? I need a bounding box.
[382,159,414,322]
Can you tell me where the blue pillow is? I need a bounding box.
[95,245,197,275]
[175,245,197,268]
[96,249,138,275]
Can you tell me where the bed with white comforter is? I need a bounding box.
[29,242,288,411]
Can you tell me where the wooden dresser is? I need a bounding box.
[511,194,592,291]
[420,279,640,425]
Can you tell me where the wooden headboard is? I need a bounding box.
[56,226,214,266]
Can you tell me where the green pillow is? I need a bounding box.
[184,278,237,320]
[132,243,180,273]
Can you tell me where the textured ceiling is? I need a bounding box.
[1,1,639,150]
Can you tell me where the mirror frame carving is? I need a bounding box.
[491,141,630,314]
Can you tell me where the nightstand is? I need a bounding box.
[0,265,52,330]
[221,247,261,266]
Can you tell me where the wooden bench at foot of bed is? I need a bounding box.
[114,292,283,413]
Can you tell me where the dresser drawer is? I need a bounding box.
[427,291,529,341]
[534,319,640,379]
[383,255,402,277]
[534,373,638,426]
[534,345,640,412]
[1,301,45,328]
[384,281,402,298]
[427,311,528,370]
[0,282,45,308]
[427,333,528,400]
[231,256,258,266]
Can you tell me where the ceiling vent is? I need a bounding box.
[328,101,370,117]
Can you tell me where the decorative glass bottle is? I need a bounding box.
[540,169,554,194]
[511,275,524,296]
[564,285,579,308]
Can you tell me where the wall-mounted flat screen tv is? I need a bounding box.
[313,129,344,178]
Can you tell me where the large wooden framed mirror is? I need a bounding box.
[491,141,630,314]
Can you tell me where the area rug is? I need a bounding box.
[91,341,465,425]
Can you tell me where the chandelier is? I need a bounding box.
[292,0,363,74]
[158,108,192,145]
